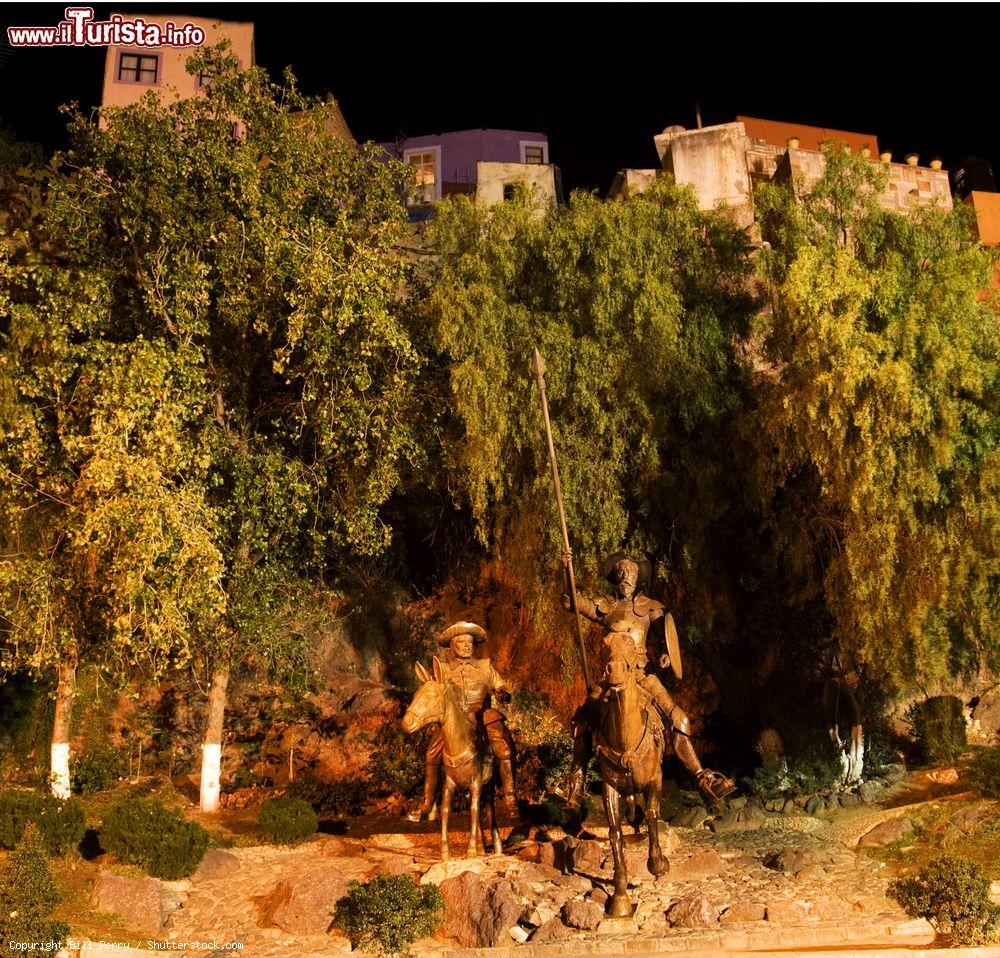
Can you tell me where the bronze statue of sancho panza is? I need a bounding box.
[406,621,517,823]
[563,554,736,808]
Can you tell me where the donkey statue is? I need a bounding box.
[402,656,502,860]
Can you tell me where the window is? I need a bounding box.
[404,148,439,203]
[503,183,517,201]
[196,70,212,90]
[117,52,159,85]
[520,140,547,165]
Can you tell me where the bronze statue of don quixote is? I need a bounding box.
[401,347,735,919]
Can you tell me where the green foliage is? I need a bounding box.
[333,874,444,957]
[101,796,209,879]
[506,690,572,800]
[71,745,124,794]
[889,856,1000,945]
[424,179,756,595]
[366,725,424,799]
[746,739,842,798]
[287,772,368,818]
[969,746,1000,799]
[0,826,68,958]
[753,145,1000,689]
[906,696,967,765]
[259,797,318,843]
[0,790,85,855]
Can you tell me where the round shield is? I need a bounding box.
[665,613,682,680]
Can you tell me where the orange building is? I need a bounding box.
[738,115,878,156]
[100,13,255,109]
[964,191,1000,246]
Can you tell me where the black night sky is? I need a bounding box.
[0,4,988,194]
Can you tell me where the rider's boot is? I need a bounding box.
[564,765,586,814]
[497,756,517,811]
[405,762,441,823]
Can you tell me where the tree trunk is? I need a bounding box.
[199,668,229,813]
[50,660,76,799]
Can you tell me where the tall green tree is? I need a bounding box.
[753,147,1000,720]
[0,46,423,806]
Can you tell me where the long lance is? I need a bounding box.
[531,347,593,690]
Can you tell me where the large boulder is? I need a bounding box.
[763,847,831,874]
[438,871,521,948]
[258,872,348,935]
[91,871,164,935]
[857,816,913,848]
[562,899,603,930]
[193,849,241,882]
[667,893,718,928]
[669,848,727,881]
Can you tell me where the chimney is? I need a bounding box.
[694,103,703,130]
[905,153,920,167]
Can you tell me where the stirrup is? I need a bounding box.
[696,769,737,805]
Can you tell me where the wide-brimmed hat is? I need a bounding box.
[438,621,488,647]
[601,551,653,591]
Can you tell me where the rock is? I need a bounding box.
[639,909,669,932]
[672,806,711,829]
[928,767,959,785]
[509,925,530,943]
[537,840,568,871]
[420,858,487,885]
[587,886,609,907]
[570,838,605,873]
[857,816,913,847]
[840,792,861,808]
[720,900,766,924]
[516,861,563,883]
[765,899,811,922]
[711,806,765,833]
[258,872,347,935]
[858,781,881,804]
[764,798,785,813]
[548,873,592,898]
[884,763,907,785]
[562,899,603,930]
[990,880,1000,906]
[667,893,718,928]
[91,871,164,935]
[810,897,856,920]
[795,864,826,881]
[727,795,748,811]
[782,798,800,814]
[193,848,241,882]
[520,900,558,928]
[678,789,705,807]
[669,849,727,881]
[438,872,521,948]
[950,805,990,835]
[805,795,825,815]
[763,847,829,874]
[530,917,571,942]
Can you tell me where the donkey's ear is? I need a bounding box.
[432,655,446,682]
[415,661,431,684]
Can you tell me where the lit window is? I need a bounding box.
[406,151,437,203]
[196,70,213,90]
[118,53,158,85]
[524,146,545,165]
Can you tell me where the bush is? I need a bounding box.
[259,797,317,843]
[0,790,85,855]
[970,746,1000,799]
[333,874,444,957]
[889,856,999,945]
[506,691,572,802]
[71,746,125,794]
[102,796,209,879]
[746,736,841,799]
[287,771,368,818]
[367,725,424,799]
[906,696,967,766]
[0,826,69,958]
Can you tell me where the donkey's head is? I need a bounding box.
[402,657,451,733]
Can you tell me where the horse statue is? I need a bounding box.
[593,632,670,918]
[402,656,503,861]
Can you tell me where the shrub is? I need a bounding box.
[71,746,125,794]
[102,797,209,879]
[259,797,317,843]
[906,696,967,766]
[745,736,841,798]
[0,790,85,855]
[970,746,1000,799]
[367,725,424,799]
[287,772,368,818]
[0,825,69,958]
[888,856,999,945]
[333,874,444,957]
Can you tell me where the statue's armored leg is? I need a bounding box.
[467,773,482,858]
[484,712,517,810]
[440,775,454,861]
[565,702,594,813]
[643,777,668,878]
[603,780,634,918]
[666,705,737,806]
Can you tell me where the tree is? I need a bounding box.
[422,181,757,693]
[753,146,1000,762]
[0,45,424,807]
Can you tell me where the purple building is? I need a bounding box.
[379,128,550,202]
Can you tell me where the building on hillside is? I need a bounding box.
[100,13,255,109]
[611,116,951,226]
[379,129,561,211]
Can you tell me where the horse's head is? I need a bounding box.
[603,632,640,692]
[402,657,450,733]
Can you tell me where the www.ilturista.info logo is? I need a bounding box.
[7,7,206,47]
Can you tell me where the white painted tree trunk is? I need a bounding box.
[50,661,76,799]
[844,724,864,785]
[199,668,229,813]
